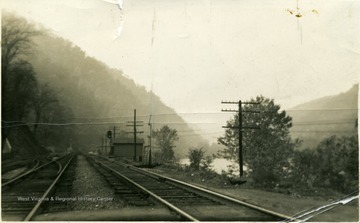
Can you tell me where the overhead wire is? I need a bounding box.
[22,107,357,121]
[2,107,357,130]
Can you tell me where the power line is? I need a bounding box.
[293,118,355,123]
[293,122,355,126]
[3,118,356,129]
[6,108,354,124]
[221,100,261,177]
[287,108,358,112]
[178,132,223,137]
[1,121,128,128]
[126,109,144,161]
[290,130,357,133]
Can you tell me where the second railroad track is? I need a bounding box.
[87,155,292,221]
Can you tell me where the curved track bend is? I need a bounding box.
[1,153,76,221]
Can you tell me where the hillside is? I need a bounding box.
[288,84,358,149]
[3,125,48,159]
[6,15,208,158]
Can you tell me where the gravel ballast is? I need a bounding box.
[69,155,125,210]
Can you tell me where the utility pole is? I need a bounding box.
[100,137,104,155]
[104,136,109,155]
[98,138,102,155]
[221,100,260,177]
[126,109,144,161]
[111,126,123,139]
[147,115,152,166]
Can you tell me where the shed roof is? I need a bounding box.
[112,137,145,144]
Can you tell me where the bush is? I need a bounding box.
[188,147,205,170]
[289,135,358,194]
[251,168,279,188]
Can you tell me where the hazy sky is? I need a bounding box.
[1,0,359,142]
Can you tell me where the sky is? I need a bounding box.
[1,0,359,143]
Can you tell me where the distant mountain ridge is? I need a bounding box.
[291,84,358,110]
[288,84,358,149]
[25,25,208,158]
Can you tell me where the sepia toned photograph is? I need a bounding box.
[1,0,359,221]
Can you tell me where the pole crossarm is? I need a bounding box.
[223,126,260,129]
[221,101,239,104]
[242,102,261,105]
[221,109,237,112]
[221,99,261,177]
[125,109,145,161]
[126,131,144,134]
[222,101,261,105]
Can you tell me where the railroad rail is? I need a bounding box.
[2,159,41,183]
[2,159,34,174]
[1,153,76,221]
[87,155,294,221]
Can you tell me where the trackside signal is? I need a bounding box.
[107,130,112,139]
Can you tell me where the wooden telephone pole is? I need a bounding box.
[126,109,144,161]
[221,100,260,177]
[147,115,153,166]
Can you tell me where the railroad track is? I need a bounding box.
[1,153,76,221]
[2,159,41,184]
[87,155,293,221]
[2,159,34,174]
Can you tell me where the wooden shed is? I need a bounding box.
[110,137,144,161]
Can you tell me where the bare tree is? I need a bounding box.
[12,61,38,120]
[1,12,39,151]
[1,12,39,87]
[33,83,58,134]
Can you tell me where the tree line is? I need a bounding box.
[163,95,358,195]
[2,12,73,153]
[2,12,207,155]
[216,96,357,194]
